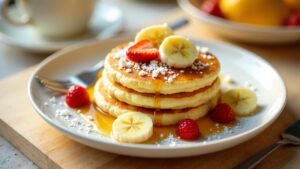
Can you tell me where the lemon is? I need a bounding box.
[220,0,289,26]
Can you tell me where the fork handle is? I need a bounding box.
[233,141,287,169]
[169,18,189,30]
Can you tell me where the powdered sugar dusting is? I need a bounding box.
[44,96,98,135]
[156,134,179,146]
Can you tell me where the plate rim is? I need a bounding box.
[27,36,287,153]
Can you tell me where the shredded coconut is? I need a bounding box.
[125,68,132,73]
[138,70,148,76]
[192,59,209,71]
[118,57,126,69]
[167,77,174,83]
[206,54,213,60]
[152,69,159,78]
[133,63,140,70]
[113,49,123,59]
[112,46,210,83]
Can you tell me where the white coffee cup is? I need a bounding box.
[1,0,96,39]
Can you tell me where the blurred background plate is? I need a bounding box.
[0,1,123,53]
[178,0,300,44]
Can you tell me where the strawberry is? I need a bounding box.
[65,85,90,108]
[200,0,224,18]
[176,119,200,140]
[126,40,159,63]
[284,11,300,27]
[210,103,235,124]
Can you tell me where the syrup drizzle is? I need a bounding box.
[81,82,233,144]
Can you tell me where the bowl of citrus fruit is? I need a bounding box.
[178,0,300,43]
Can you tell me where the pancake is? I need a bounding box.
[102,70,221,109]
[104,43,220,94]
[94,78,219,126]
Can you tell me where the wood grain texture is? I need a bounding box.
[1,8,300,169]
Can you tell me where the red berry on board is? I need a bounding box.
[126,40,159,63]
[210,103,235,124]
[200,0,224,18]
[65,85,90,108]
[176,119,200,140]
[284,11,300,27]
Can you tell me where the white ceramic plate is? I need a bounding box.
[178,0,300,44]
[0,2,123,53]
[28,36,286,158]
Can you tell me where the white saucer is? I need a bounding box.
[0,2,123,53]
[28,36,286,158]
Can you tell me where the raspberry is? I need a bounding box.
[176,119,200,140]
[210,103,235,124]
[65,85,90,108]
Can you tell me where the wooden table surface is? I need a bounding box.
[1,8,300,169]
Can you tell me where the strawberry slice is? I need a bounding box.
[126,40,159,63]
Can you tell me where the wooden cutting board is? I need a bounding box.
[1,9,300,169]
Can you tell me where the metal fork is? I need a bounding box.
[36,59,104,93]
[233,119,300,169]
[36,18,189,93]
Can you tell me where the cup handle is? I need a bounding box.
[1,0,30,25]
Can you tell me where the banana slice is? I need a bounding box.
[135,24,174,48]
[112,112,153,143]
[221,88,257,116]
[159,35,198,68]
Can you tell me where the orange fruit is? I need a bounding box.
[285,0,300,10]
[220,0,289,26]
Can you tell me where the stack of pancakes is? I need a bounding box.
[94,44,221,126]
